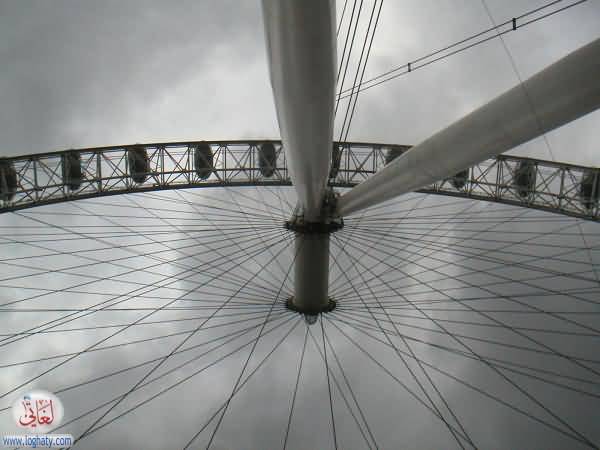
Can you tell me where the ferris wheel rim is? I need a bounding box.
[1,140,598,222]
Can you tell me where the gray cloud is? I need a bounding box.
[1,1,599,449]
[0,0,277,155]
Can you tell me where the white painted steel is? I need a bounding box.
[337,38,600,216]
[262,0,336,221]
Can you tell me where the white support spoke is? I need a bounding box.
[337,38,600,216]
[262,0,336,220]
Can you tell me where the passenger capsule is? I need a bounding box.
[329,144,342,179]
[513,160,536,199]
[128,146,150,184]
[194,142,214,180]
[385,146,410,165]
[61,151,83,190]
[258,142,276,178]
[0,160,18,201]
[448,168,469,190]
[580,170,599,210]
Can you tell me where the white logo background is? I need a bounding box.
[11,390,64,434]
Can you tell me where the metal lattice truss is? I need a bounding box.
[0,140,598,220]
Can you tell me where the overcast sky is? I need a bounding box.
[1,1,600,449]
[0,0,599,163]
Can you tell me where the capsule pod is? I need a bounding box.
[385,147,403,165]
[385,145,410,165]
[128,146,150,184]
[194,142,213,180]
[0,160,18,201]
[61,151,83,190]
[513,160,536,199]
[258,142,276,177]
[448,168,469,190]
[580,170,599,211]
[329,144,342,179]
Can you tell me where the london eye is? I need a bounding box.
[0,1,599,449]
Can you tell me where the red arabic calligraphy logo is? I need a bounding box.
[11,390,64,433]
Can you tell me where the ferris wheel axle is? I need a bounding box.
[262,0,338,319]
[283,190,342,319]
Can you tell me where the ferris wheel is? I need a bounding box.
[1,1,600,449]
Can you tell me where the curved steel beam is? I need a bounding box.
[0,141,598,222]
[337,37,600,216]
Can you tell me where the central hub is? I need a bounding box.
[283,189,344,234]
[285,297,336,324]
[283,218,343,234]
[283,190,341,323]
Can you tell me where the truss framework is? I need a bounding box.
[0,140,598,221]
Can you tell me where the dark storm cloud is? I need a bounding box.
[1,1,599,163]
[0,0,277,156]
